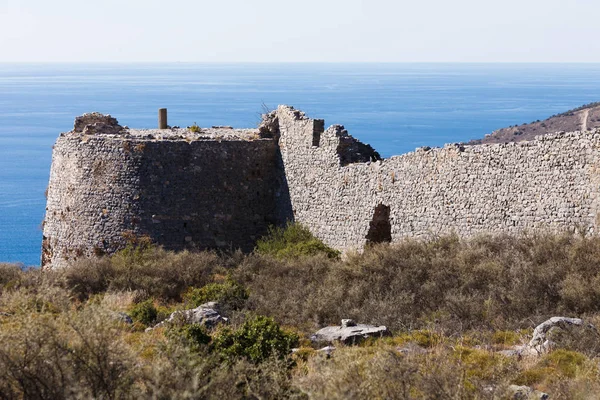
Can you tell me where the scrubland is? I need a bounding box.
[2,226,600,399]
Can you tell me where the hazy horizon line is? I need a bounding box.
[2,61,600,65]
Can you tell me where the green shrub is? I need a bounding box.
[213,315,298,363]
[183,278,248,311]
[129,300,158,326]
[168,323,212,351]
[255,223,340,260]
[183,324,212,346]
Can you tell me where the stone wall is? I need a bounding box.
[43,106,600,267]
[43,127,284,268]
[276,105,600,252]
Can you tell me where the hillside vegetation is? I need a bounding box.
[469,102,600,145]
[2,227,600,398]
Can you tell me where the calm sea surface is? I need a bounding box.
[2,63,600,266]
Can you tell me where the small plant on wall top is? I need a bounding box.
[188,123,201,133]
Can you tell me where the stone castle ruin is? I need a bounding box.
[42,106,600,268]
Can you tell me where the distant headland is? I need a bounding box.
[469,102,600,144]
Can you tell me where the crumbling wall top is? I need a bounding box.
[330,124,382,165]
[277,105,310,121]
[68,113,266,142]
[73,112,124,135]
[258,110,280,139]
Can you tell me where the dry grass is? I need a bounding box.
[294,341,600,399]
[234,233,600,334]
[98,290,139,311]
[63,247,224,301]
[2,232,600,398]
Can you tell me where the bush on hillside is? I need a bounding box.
[38,231,600,334]
[129,299,158,326]
[213,315,298,363]
[6,232,600,398]
[0,264,24,293]
[237,233,600,333]
[64,247,222,301]
[255,223,340,259]
[183,278,248,311]
[0,307,138,399]
[167,323,212,351]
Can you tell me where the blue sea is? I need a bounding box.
[2,63,600,266]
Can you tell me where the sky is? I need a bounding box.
[0,0,598,62]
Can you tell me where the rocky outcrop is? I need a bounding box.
[149,302,227,330]
[507,384,549,400]
[311,319,389,344]
[498,316,598,357]
[528,316,597,354]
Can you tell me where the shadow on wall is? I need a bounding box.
[274,146,294,226]
[366,204,392,245]
[260,108,294,226]
[128,140,295,254]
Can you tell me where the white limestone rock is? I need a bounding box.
[528,316,596,354]
[311,319,389,344]
[507,384,549,399]
[149,301,227,331]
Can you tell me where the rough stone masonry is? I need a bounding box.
[42,106,600,268]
